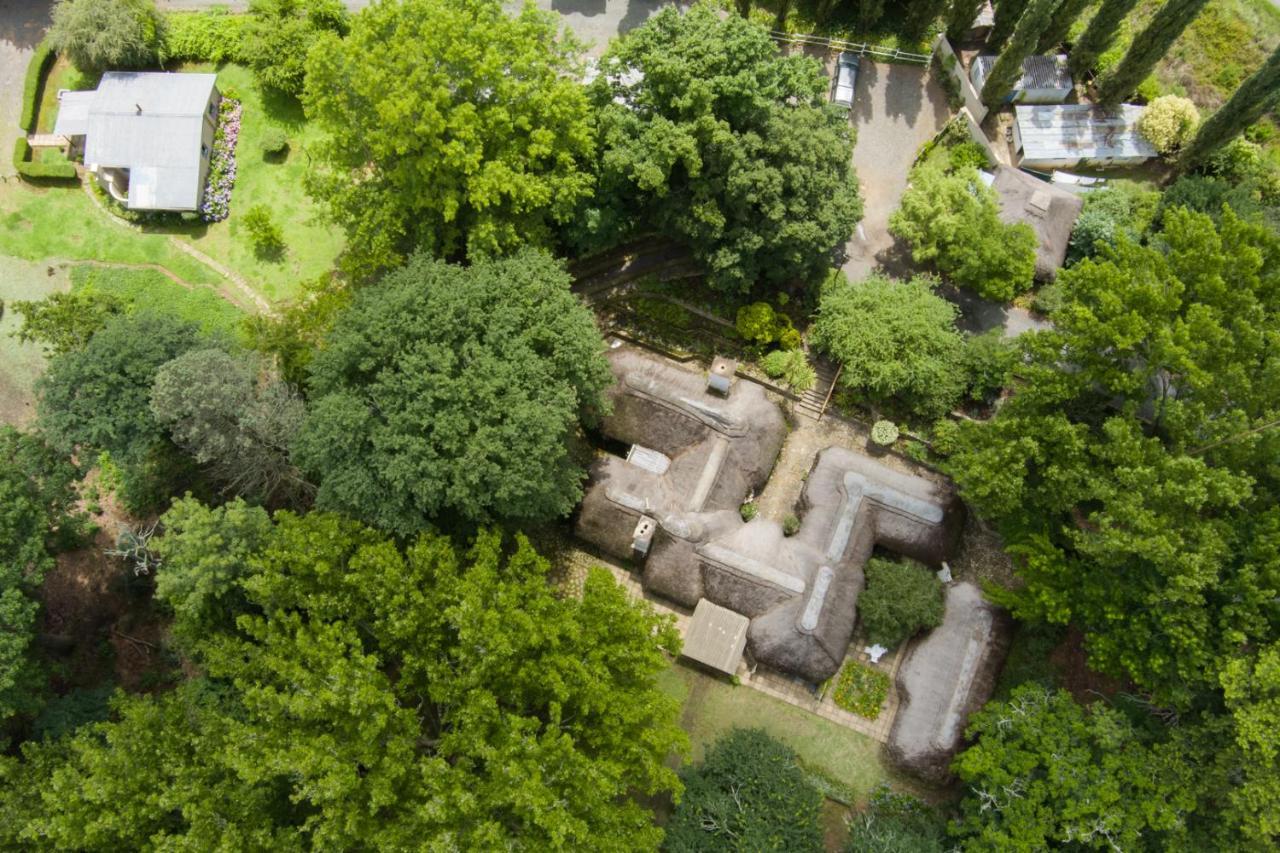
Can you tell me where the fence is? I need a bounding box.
[931,34,988,123]
[769,31,931,65]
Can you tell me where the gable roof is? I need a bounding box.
[989,165,1084,280]
[79,72,218,211]
[1014,103,1156,164]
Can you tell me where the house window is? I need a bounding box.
[208,101,217,119]
[201,143,209,159]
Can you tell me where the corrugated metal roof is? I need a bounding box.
[1015,104,1157,162]
[51,90,94,136]
[973,54,1072,92]
[81,72,217,211]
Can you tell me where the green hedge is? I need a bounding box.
[20,39,56,133]
[163,11,249,63]
[12,138,78,180]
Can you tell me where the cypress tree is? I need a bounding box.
[947,0,986,42]
[904,0,950,40]
[1068,0,1140,77]
[982,0,1063,109]
[1180,46,1280,169]
[1037,0,1094,52]
[988,0,1029,50]
[1098,0,1210,104]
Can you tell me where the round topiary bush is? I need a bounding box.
[740,501,758,522]
[857,556,945,648]
[259,127,289,156]
[870,419,899,447]
[1137,95,1200,155]
[783,513,800,536]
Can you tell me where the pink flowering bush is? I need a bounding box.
[200,98,241,222]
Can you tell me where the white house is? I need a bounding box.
[53,72,221,212]
[970,54,1072,104]
[1012,104,1157,170]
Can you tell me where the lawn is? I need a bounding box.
[0,256,68,427]
[657,661,924,807]
[70,265,244,338]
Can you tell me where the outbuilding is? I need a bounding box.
[987,165,1084,280]
[1012,103,1156,170]
[970,54,1072,104]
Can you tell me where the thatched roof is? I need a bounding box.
[683,599,750,675]
[574,347,965,685]
[990,165,1084,281]
[886,582,1013,783]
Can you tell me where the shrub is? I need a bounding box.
[1031,281,1065,315]
[845,785,949,852]
[832,662,890,719]
[948,140,990,172]
[930,418,960,456]
[666,729,823,852]
[962,328,1018,403]
[783,513,801,536]
[20,39,55,132]
[259,127,289,156]
[12,138,78,180]
[48,0,164,72]
[242,0,350,97]
[1137,95,1200,154]
[870,419,899,446]
[760,349,817,392]
[241,204,285,257]
[857,556,945,648]
[162,10,249,62]
[740,501,758,522]
[1066,182,1161,264]
[735,301,779,345]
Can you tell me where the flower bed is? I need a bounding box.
[200,98,241,222]
[831,662,890,720]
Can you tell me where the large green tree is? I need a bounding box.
[302,0,595,274]
[888,162,1038,301]
[1067,0,1141,77]
[1180,46,1280,170]
[242,0,349,97]
[987,0,1028,50]
[811,272,967,419]
[580,4,861,294]
[947,206,1280,707]
[48,0,163,72]
[981,0,1062,109]
[1,515,686,848]
[946,0,986,42]
[1098,0,1211,104]
[1037,0,1094,52]
[294,249,612,533]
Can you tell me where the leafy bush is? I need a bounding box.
[19,39,55,132]
[783,513,801,536]
[666,729,823,852]
[49,0,164,72]
[11,288,126,355]
[870,419,899,446]
[948,140,990,172]
[242,0,350,97]
[740,501,758,522]
[845,785,949,852]
[1066,182,1161,264]
[241,204,285,257]
[760,349,817,392]
[162,10,249,62]
[1137,95,1200,154]
[930,418,960,456]
[832,662,890,719]
[12,138,78,180]
[259,126,289,156]
[1031,280,1065,315]
[962,328,1018,403]
[811,273,967,420]
[31,686,115,742]
[857,556,944,648]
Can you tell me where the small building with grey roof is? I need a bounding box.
[971,54,1072,105]
[1012,103,1156,171]
[53,72,221,212]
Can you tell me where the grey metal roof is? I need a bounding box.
[81,72,217,211]
[973,54,1072,92]
[1015,103,1157,163]
[51,90,94,137]
[683,599,750,675]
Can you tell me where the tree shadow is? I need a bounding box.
[0,0,53,51]
[259,86,307,131]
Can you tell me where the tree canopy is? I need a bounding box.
[294,249,613,533]
[811,272,967,419]
[578,3,862,293]
[302,0,595,274]
[242,0,349,97]
[48,0,163,72]
[1,513,686,849]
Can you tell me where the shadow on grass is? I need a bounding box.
[259,86,307,130]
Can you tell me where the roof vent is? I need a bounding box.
[135,103,142,115]
[707,356,737,396]
[1028,189,1051,216]
[632,516,657,557]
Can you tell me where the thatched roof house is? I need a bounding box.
[887,582,1012,783]
[989,165,1083,281]
[575,347,965,684]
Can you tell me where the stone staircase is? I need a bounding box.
[795,356,840,421]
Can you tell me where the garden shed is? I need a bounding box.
[970,54,1072,104]
[988,165,1083,280]
[1012,104,1156,170]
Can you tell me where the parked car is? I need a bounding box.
[832,52,860,109]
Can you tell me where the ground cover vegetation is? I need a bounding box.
[856,557,945,649]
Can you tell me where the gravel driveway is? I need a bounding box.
[841,60,951,282]
[0,0,52,179]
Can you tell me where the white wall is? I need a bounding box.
[932,35,988,124]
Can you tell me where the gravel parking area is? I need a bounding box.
[0,0,52,179]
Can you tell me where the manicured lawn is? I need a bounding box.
[657,661,922,807]
[70,265,244,337]
[174,63,344,302]
[0,255,69,427]
[35,57,98,135]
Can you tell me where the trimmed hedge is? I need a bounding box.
[13,138,78,181]
[163,11,249,63]
[20,39,56,133]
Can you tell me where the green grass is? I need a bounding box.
[35,57,98,135]
[0,255,69,426]
[658,662,920,807]
[173,63,343,302]
[70,265,244,337]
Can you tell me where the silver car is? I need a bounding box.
[832,51,860,109]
